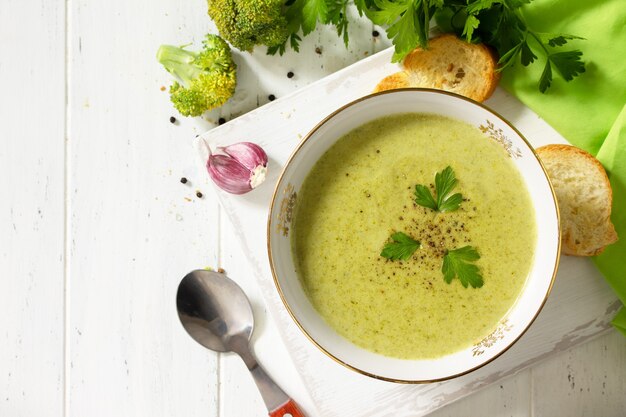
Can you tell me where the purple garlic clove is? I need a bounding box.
[207,142,268,194]
[219,142,268,172]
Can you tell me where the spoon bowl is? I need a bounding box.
[176,269,305,417]
[177,270,253,353]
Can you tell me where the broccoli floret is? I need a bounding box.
[207,0,289,52]
[157,34,237,117]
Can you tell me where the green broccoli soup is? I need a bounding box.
[292,113,536,359]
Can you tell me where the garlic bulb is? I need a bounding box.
[207,142,268,194]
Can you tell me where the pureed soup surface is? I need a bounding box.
[292,113,537,359]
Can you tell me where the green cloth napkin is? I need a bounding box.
[500,0,626,336]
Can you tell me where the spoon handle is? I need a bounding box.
[269,398,306,417]
[237,343,306,417]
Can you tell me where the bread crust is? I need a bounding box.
[374,34,500,102]
[537,144,618,256]
[373,72,409,93]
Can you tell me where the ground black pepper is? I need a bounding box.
[372,30,380,37]
[196,191,203,198]
[169,116,177,124]
[287,71,294,78]
[180,177,188,184]
[218,117,226,125]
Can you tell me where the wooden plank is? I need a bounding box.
[532,330,626,416]
[218,219,267,417]
[67,1,219,415]
[429,370,531,417]
[0,1,65,416]
[214,7,379,416]
[218,217,318,417]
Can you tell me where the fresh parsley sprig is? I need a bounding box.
[378,169,484,289]
[381,232,421,261]
[414,166,463,213]
[440,0,586,92]
[442,246,484,288]
[268,0,584,92]
[490,29,585,93]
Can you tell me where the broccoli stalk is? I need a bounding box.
[207,0,289,52]
[157,34,237,117]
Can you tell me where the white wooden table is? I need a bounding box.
[2,1,625,416]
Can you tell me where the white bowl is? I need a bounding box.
[267,89,560,383]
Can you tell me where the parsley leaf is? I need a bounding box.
[386,1,422,62]
[327,0,350,46]
[537,50,586,93]
[302,0,329,35]
[538,58,552,93]
[549,50,586,81]
[361,0,439,62]
[544,34,585,47]
[520,41,537,66]
[414,166,463,212]
[435,166,462,211]
[442,246,484,288]
[414,184,437,210]
[381,232,421,261]
[462,14,480,40]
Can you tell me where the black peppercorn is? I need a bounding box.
[180,177,188,184]
[268,94,276,101]
[372,30,380,37]
[169,116,177,124]
[218,117,226,125]
[287,71,294,78]
[196,191,203,198]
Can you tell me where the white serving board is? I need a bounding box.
[199,47,620,417]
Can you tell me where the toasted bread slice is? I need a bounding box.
[374,34,500,102]
[537,144,618,256]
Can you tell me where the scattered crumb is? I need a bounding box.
[315,46,322,55]
[217,267,225,274]
[184,197,192,202]
[160,86,166,91]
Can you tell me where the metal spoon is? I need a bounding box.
[176,269,305,417]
